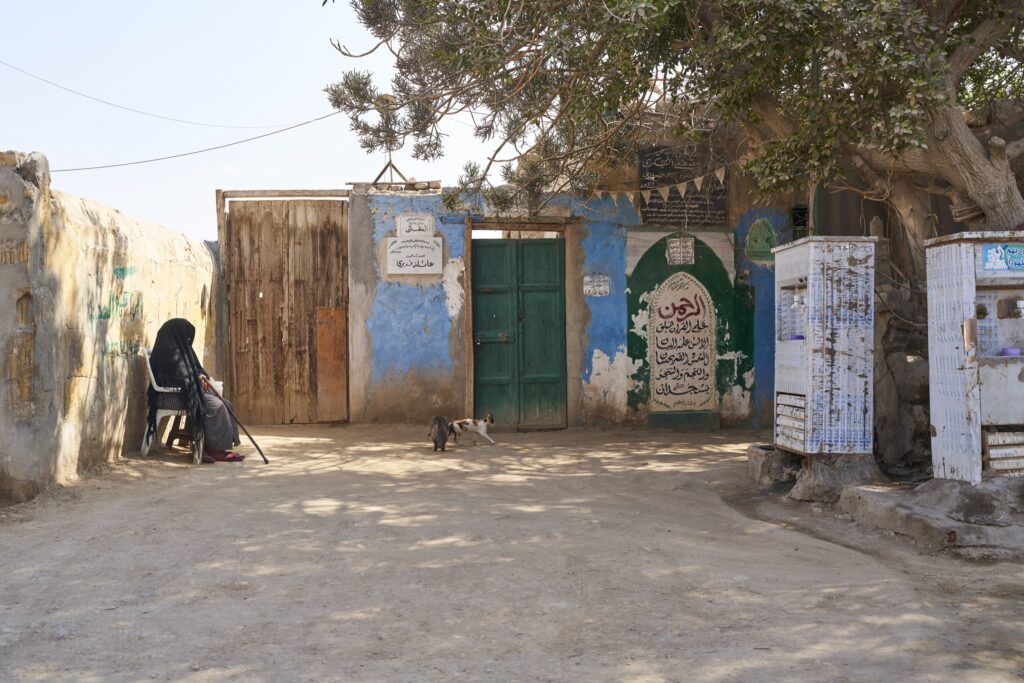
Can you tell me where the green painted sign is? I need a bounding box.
[745,218,776,263]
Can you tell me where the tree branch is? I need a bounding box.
[331,37,388,58]
[851,154,892,201]
[947,3,1024,85]
[1007,138,1024,161]
[988,135,1012,174]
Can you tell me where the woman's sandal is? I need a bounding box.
[217,452,245,462]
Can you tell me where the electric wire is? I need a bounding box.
[0,58,288,129]
[50,111,342,172]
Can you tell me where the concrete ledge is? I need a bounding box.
[839,480,1024,559]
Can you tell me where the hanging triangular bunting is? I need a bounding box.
[641,190,652,203]
[658,186,671,202]
[596,190,606,199]
[714,167,726,185]
[624,191,636,205]
[676,182,688,198]
[694,176,703,192]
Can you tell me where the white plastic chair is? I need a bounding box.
[141,348,204,464]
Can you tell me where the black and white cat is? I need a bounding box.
[449,414,495,445]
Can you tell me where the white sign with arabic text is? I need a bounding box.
[387,237,443,275]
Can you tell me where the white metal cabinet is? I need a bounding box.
[926,232,1024,482]
[772,237,876,457]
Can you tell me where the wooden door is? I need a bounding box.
[224,200,348,424]
[472,241,519,428]
[472,239,566,430]
[517,239,566,429]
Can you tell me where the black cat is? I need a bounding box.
[428,416,451,452]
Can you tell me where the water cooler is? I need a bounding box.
[773,237,877,456]
[927,232,1024,482]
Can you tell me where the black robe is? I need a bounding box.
[146,318,206,446]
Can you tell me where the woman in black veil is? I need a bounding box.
[146,318,242,462]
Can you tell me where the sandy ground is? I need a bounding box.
[1,425,1023,682]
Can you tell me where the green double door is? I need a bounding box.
[472,239,567,430]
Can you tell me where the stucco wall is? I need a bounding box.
[0,151,218,502]
[573,198,635,424]
[733,209,794,426]
[347,190,469,423]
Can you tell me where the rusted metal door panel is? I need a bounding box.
[225,199,348,424]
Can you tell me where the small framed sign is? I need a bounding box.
[982,244,1024,271]
[396,213,435,237]
[386,237,443,274]
[584,274,610,297]
[666,236,695,266]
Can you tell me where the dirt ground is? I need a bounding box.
[2,426,1023,682]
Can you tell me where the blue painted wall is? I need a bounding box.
[734,208,793,426]
[365,193,463,382]
[574,197,634,382]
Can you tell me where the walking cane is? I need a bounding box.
[206,381,269,464]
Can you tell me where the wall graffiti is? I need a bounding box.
[648,272,717,411]
[112,266,137,279]
[89,292,144,321]
[104,339,142,360]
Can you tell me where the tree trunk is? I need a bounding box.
[927,107,1024,230]
[873,182,931,471]
[885,180,933,282]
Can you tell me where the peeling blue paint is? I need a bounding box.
[734,208,792,426]
[366,193,462,382]
[367,281,452,381]
[575,197,634,381]
[370,194,465,260]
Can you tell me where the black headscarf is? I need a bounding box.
[146,318,207,446]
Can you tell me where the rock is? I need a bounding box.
[788,454,886,503]
[888,353,929,403]
[747,444,800,488]
[53,626,70,640]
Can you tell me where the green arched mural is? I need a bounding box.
[745,218,777,263]
[627,234,754,428]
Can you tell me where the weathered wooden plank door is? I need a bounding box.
[315,306,348,421]
[472,239,566,430]
[225,200,348,424]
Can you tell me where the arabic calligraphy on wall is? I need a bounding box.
[397,213,435,237]
[387,236,444,275]
[639,145,726,227]
[648,272,717,412]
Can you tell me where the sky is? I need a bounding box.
[1,1,483,242]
